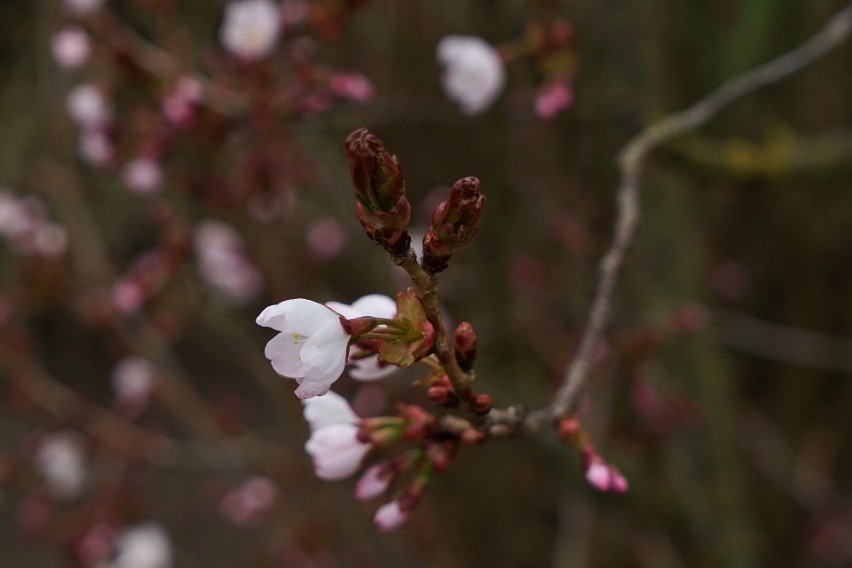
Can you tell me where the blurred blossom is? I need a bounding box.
[111,278,145,315]
[121,158,164,195]
[194,220,262,304]
[219,0,283,61]
[354,464,391,501]
[51,27,91,69]
[329,73,375,104]
[66,84,112,127]
[100,522,173,568]
[436,35,505,115]
[34,431,87,499]
[326,294,398,381]
[373,501,407,531]
[584,459,629,493]
[161,76,203,127]
[111,356,156,418]
[78,127,114,167]
[534,81,573,120]
[32,222,69,257]
[305,216,346,262]
[77,524,116,567]
[64,0,107,17]
[220,476,278,526]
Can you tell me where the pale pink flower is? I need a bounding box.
[51,28,92,69]
[64,0,107,17]
[325,294,398,381]
[534,81,573,120]
[111,356,156,417]
[34,432,87,499]
[329,73,375,104]
[78,128,113,167]
[436,35,505,115]
[373,501,407,531]
[32,223,69,257]
[161,76,203,127]
[257,299,352,399]
[101,522,172,568]
[305,423,369,481]
[193,220,262,304]
[121,158,163,195]
[585,460,629,493]
[305,216,346,262]
[220,0,283,61]
[220,476,277,525]
[354,464,391,501]
[111,279,144,314]
[67,84,112,127]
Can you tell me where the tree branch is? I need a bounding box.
[525,2,852,429]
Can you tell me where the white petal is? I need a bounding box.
[302,390,358,430]
[350,355,398,381]
[256,298,339,334]
[300,323,349,378]
[350,294,397,319]
[264,333,308,378]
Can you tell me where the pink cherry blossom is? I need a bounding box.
[436,35,505,115]
[257,299,352,399]
[325,294,398,381]
[585,460,629,493]
[220,0,283,61]
[34,431,87,499]
[534,82,573,121]
[51,28,92,70]
[194,220,262,304]
[354,464,391,501]
[121,158,163,195]
[66,83,112,127]
[373,500,407,531]
[302,389,360,431]
[104,522,172,568]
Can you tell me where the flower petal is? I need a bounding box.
[302,390,359,430]
[264,332,308,378]
[300,323,349,379]
[350,355,398,381]
[256,298,339,334]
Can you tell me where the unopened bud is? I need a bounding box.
[472,393,493,415]
[421,176,486,273]
[557,417,582,444]
[453,321,478,370]
[460,428,487,445]
[427,385,452,406]
[344,128,411,254]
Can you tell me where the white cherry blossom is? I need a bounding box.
[66,84,112,127]
[220,0,283,61]
[436,35,505,115]
[34,431,87,499]
[373,500,407,531]
[257,299,351,399]
[302,391,369,480]
[100,522,173,568]
[51,28,92,69]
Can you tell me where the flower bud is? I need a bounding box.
[453,321,478,370]
[422,176,485,273]
[472,393,493,415]
[344,128,411,254]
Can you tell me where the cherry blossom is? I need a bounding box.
[302,391,370,480]
[194,220,262,304]
[121,158,163,195]
[219,0,283,61]
[66,84,112,127]
[436,35,505,115]
[100,522,173,568]
[354,464,392,501]
[257,299,353,399]
[326,294,398,381]
[584,459,629,493]
[64,0,107,17]
[373,500,407,531]
[534,82,573,121]
[51,28,91,70]
[34,431,87,499]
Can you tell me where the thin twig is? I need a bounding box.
[525,2,852,429]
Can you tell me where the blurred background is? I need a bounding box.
[0,0,850,566]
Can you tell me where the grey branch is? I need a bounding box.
[525,2,852,429]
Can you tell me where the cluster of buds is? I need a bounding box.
[558,417,629,493]
[301,392,456,531]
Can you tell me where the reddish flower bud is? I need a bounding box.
[453,321,478,370]
[472,393,493,415]
[422,176,485,273]
[460,428,487,445]
[344,128,411,254]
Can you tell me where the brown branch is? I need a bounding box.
[391,248,477,405]
[524,2,852,430]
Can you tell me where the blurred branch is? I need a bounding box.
[714,309,852,373]
[525,1,852,429]
[0,341,276,472]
